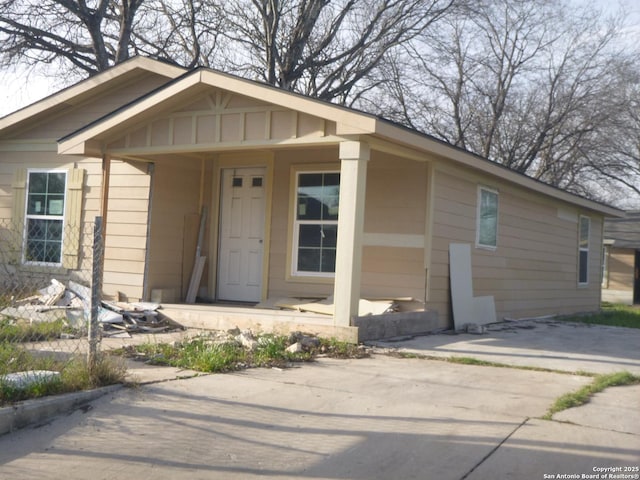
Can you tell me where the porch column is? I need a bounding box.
[333,140,369,327]
[100,154,111,240]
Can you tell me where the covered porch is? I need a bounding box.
[58,69,438,340]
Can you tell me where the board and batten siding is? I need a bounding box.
[428,165,603,327]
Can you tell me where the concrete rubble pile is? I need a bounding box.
[0,278,179,337]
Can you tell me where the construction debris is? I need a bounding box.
[0,279,84,325]
[256,296,423,316]
[0,370,60,389]
[0,278,181,337]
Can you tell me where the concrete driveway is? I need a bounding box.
[0,321,638,479]
[371,318,640,375]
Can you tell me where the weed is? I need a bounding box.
[318,338,368,358]
[0,318,71,342]
[389,351,595,376]
[116,333,368,373]
[543,371,640,419]
[560,303,640,329]
[0,344,127,405]
[181,340,246,372]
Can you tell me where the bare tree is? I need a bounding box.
[0,0,456,106]
[220,0,456,104]
[582,76,640,201]
[377,0,639,201]
[131,0,228,68]
[0,0,146,75]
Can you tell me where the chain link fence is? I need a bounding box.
[0,217,103,378]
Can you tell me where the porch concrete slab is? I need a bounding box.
[553,384,640,435]
[370,319,640,375]
[0,356,624,480]
[160,303,359,342]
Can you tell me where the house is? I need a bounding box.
[602,212,640,305]
[0,57,623,341]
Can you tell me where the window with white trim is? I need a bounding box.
[292,171,340,276]
[24,170,67,265]
[476,187,498,249]
[578,215,590,285]
[602,245,609,287]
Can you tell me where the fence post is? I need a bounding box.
[88,216,103,372]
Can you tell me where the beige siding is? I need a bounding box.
[101,160,151,301]
[429,164,604,327]
[12,73,173,140]
[360,153,427,299]
[606,247,634,292]
[266,148,428,301]
[145,157,205,301]
[266,148,337,299]
[0,150,102,220]
[0,149,103,287]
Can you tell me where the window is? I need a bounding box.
[292,171,340,276]
[602,245,610,287]
[578,216,590,285]
[24,171,67,264]
[476,187,498,249]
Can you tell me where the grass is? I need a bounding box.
[390,351,597,377]
[0,317,73,343]
[543,371,640,420]
[0,342,127,405]
[115,333,368,374]
[560,303,640,329]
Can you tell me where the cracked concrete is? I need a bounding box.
[0,353,637,479]
[0,322,638,479]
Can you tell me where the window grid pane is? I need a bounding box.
[294,171,340,275]
[26,219,63,263]
[25,171,66,265]
[27,172,65,215]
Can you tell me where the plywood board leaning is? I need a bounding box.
[449,243,496,330]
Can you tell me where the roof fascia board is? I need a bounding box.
[374,121,623,218]
[0,57,186,133]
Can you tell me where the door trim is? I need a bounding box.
[210,152,274,302]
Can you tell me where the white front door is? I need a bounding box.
[217,167,266,302]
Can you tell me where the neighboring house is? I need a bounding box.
[602,212,640,305]
[0,57,622,340]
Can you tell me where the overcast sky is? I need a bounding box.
[0,0,639,118]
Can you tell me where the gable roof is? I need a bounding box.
[0,57,186,136]
[605,211,640,248]
[45,58,621,218]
